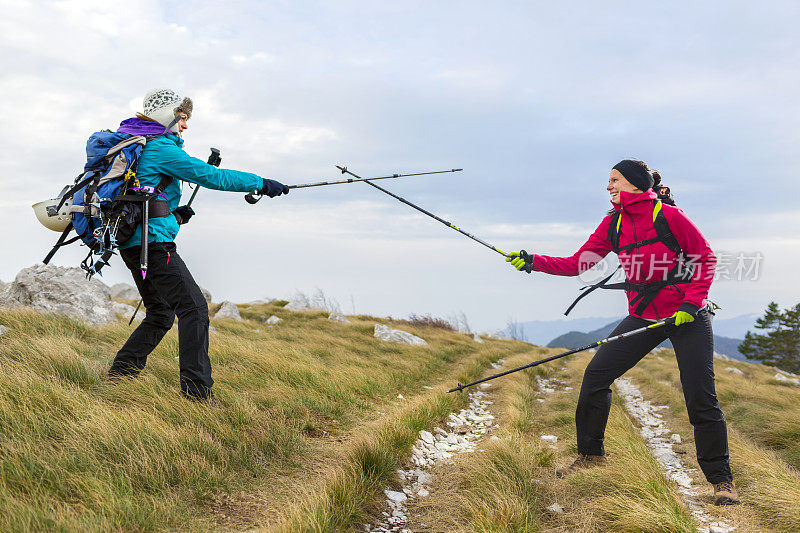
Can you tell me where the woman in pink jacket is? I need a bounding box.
[507,159,738,505]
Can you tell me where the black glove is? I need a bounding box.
[260,178,290,198]
[173,205,195,225]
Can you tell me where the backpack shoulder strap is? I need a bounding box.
[651,200,682,255]
[607,211,622,254]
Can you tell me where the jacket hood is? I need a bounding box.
[117,117,177,136]
[611,189,658,213]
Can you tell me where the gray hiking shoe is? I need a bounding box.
[556,454,607,478]
[713,481,740,505]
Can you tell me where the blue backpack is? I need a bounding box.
[43,130,171,278]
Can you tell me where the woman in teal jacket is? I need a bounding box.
[107,88,288,401]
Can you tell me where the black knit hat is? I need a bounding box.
[613,160,654,192]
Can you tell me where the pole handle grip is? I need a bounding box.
[245,192,262,204]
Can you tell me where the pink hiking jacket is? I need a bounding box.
[532,190,716,320]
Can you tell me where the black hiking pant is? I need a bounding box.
[575,308,733,484]
[108,242,213,400]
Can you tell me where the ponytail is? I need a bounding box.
[651,170,676,206]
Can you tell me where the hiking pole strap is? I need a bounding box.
[336,165,509,257]
[447,317,675,393]
[564,267,620,316]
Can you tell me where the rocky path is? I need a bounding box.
[364,360,505,533]
[614,377,737,533]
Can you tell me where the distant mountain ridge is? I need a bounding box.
[509,313,757,353]
[546,320,749,361]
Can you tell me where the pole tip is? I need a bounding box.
[447,383,463,393]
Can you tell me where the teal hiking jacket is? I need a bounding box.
[119,135,261,249]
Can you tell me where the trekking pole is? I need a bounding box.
[128,300,142,326]
[447,317,676,393]
[337,165,511,258]
[243,168,462,204]
[128,148,222,324]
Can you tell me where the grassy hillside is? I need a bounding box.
[0,303,529,532]
[1,303,799,532]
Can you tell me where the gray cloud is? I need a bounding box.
[2,0,798,330]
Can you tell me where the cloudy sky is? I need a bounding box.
[2,1,798,332]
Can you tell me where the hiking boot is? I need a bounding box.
[556,454,607,478]
[713,481,740,505]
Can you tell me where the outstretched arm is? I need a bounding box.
[530,216,614,276]
[156,142,263,193]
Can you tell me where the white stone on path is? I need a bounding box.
[214,301,242,321]
[547,503,564,514]
[266,315,282,325]
[0,325,8,336]
[419,431,435,444]
[725,367,744,375]
[540,435,558,444]
[671,433,682,444]
[374,324,428,345]
[384,490,407,503]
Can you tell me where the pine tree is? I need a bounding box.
[739,302,800,373]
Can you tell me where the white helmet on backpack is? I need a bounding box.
[32,186,73,232]
[137,88,193,133]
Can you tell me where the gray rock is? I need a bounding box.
[725,367,744,375]
[109,283,139,300]
[775,373,800,385]
[328,311,350,323]
[0,325,9,336]
[473,333,484,343]
[487,331,511,340]
[266,315,282,325]
[214,301,242,321]
[200,287,212,303]
[374,324,428,346]
[111,301,142,322]
[285,299,320,311]
[0,264,117,325]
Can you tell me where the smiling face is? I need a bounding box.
[607,169,642,204]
